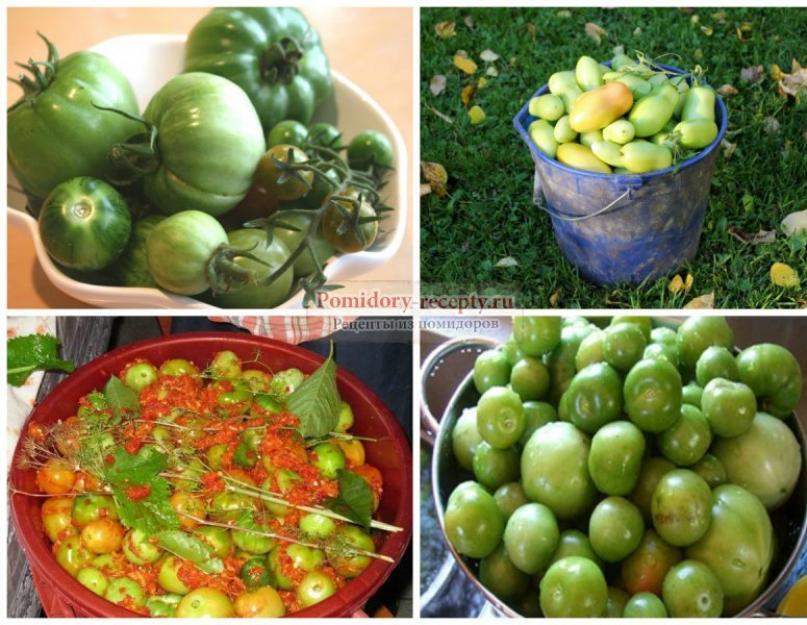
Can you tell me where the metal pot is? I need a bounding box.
[421,331,807,617]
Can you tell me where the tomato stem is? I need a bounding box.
[260,37,304,85]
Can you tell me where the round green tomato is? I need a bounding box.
[299,512,337,539]
[122,528,163,565]
[588,420,645,495]
[643,341,678,366]
[451,409,482,471]
[311,442,346,479]
[701,378,756,438]
[105,577,146,609]
[519,401,556,446]
[288,543,326,573]
[550,529,601,568]
[147,594,182,618]
[38,177,131,271]
[509,357,550,401]
[504,502,559,574]
[605,587,630,618]
[472,441,520,491]
[651,469,711,546]
[176,587,235,618]
[521,422,596,520]
[271,212,334,277]
[209,349,241,378]
[493,482,528,519]
[662,559,723,617]
[209,492,258,523]
[241,555,273,588]
[623,592,667,617]
[589,497,644,562]
[736,343,802,418]
[146,210,228,295]
[478,544,530,600]
[676,316,734,370]
[713,412,801,510]
[307,122,342,149]
[610,316,652,341]
[621,528,682,596]
[473,349,510,394]
[193,526,233,558]
[546,322,596,403]
[234,586,285,618]
[564,362,623,434]
[575,330,605,370]
[328,525,374,578]
[72,494,118,527]
[657,404,712,467]
[267,119,308,148]
[114,215,165,288]
[296,571,337,608]
[692,453,727,489]
[513,317,561,356]
[77,566,108,596]
[206,443,228,470]
[696,346,739,387]
[624,358,682,432]
[321,194,378,253]
[124,361,158,392]
[630,457,676,522]
[476,386,524,449]
[233,520,276,555]
[158,555,191,594]
[682,382,704,408]
[347,130,394,172]
[540,556,608,617]
[444,481,505,559]
[160,358,198,377]
[651,326,677,346]
[603,323,647,372]
[501,334,524,366]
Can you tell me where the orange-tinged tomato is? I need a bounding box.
[333,438,366,468]
[556,143,612,174]
[41,496,76,543]
[37,458,76,494]
[569,82,634,133]
[81,518,125,554]
[55,416,83,457]
[234,586,286,617]
[621,529,682,596]
[170,491,207,529]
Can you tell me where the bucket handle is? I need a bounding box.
[540,188,632,222]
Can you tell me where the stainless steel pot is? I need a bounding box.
[421,330,807,617]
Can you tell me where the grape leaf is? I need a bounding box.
[7,334,74,386]
[286,344,341,438]
[103,375,140,421]
[325,470,373,529]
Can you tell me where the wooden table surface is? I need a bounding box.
[6,7,413,309]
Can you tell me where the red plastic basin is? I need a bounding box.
[10,332,412,617]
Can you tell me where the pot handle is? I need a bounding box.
[420,336,499,446]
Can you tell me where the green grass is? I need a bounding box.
[420,8,807,309]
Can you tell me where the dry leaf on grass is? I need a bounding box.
[684,292,715,309]
[782,209,807,237]
[721,139,737,159]
[435,21,456,39]
[668,274,694,294]
[486,66,499,77]
[763,116,780,134]
[727,227,776,245]
[453,52,478,75]
[495,257,519,268]
[741,64,765,84]
[430,75,447,97]
[549,290,562,307]
[585,22,607,45]
[770,262,800,288]
[480,50,500,63]
[717,84,739,97]
[773,60,807,102]
[461,84,477,106]
[464,16,475,31]
[421,161,448,197]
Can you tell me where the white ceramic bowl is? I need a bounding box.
[7,34,407,309]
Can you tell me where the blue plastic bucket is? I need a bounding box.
[513,63,728,286]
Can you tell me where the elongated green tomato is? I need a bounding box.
[549,70,578,94]
[674,119,718,149]
[621,140,672,174]
[576,56,603,91]
[648,73,669,87]
[529,94,564,121]
[553,115,577,143]
[528,120,558,158]
[184,8,332,130]
[271,212,334,277]
[138,72,265,216]
[145,210,229,295]
[682,85,716,122]
[8,35,140,202]
[559,85,583,114]
[569,82,633,132]
[603,119,635,145]
[210,228,293,308]
[591,140,624,168]
[114,215,165,287]
[38,177,132,271]
[557,143,612,174]
[670,74,690,118]
[579,129,603,148]
[629,84,677,137]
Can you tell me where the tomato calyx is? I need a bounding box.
[92,105,161,184]
[9,32,60,105]
[205,243,276,295]
[261,37,304,85]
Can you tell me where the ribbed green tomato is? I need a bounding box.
[141,73,265,216]
[8,36,139,201]
[184,8,332,131]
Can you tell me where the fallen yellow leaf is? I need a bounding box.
[461,84,477,106]
[421,161,448,197]
[684,292,715,309]
[770,262,801,288]
[668,275,685,294]
[468,105,486,125]
[435,21,456,39]
[477,77,489,89]
[453,53,478,75]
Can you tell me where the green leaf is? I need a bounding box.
[157,530,223,574]
[104,446,166,484]
[103,375,140,421]
[286,344,341,438]
[325,470,374,529]
[7,334,74,386]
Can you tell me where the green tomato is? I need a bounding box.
[504,502,559,574]
[114,215,165,288]
[38,177,131,271]
[8,38,139,201]
[328,525,374,578]
[513,317,561,356]
[444,481,505,559]
[519,401,556,446]
[576,55,603,91]
[629,85,677,137]
[528,119,558,158]
[141,72,265,215]
[176,587,235,618]
[205,443,228,470]
[682,382,704,408]
[692,453,727,488]
[624,358,682,433]
[193,526,233,558]
[493,482,528,519]
[529,93,565,121]
[158,555,191,594]
[234,586,285,617]
[681,85,716,122]
[651,326,677,346]
[602,119,636,145]
[696,346,739,387]
[588,420,646,495]
[478,544,530,600]
[563,362,623,434]
[335,401,354,432]
[540,556,608,617]
[476,386,525,448]
[347,130,394,172]
[550,529,601,568]
[185,8,331,131]
[662,559,723,617]
[288,543,326,572]
[509,357,550,401]
[55,535,93,576]
[553,115,578,144]
[651,469,711,547]
[621,140,673,173]
[736,343,802,418]
[209,492,259,523]
[677,316,734,370]
[546,322,596,403]
[311,442,346,479]
[657,404,712,466]
[674,118,718,149]
[713,412,801,510]
[623,592,667,617]
[296,571,337,608]
[473,349,511,394]
[521,422,596,520]
[147,594,182,618]
[271,212,335,277]
[621,528,682,596]
[123,361,158,392]
[267,119,309,148]
[105,577,146,609]
[232,520,276,555]
[589,497,644,562]
[160,358,199,378]
[472,441,520,491]
[241,555,273,588]
[605,587,630,618]
[76,566,108,596]
[307,122,342,149]
[575,330,605,370]
[321,194,379,253]
[72,494,118,527]
[603,322,647,372]
[451,408,482,472]
[701,378,756,437]
[122,528,163,565]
